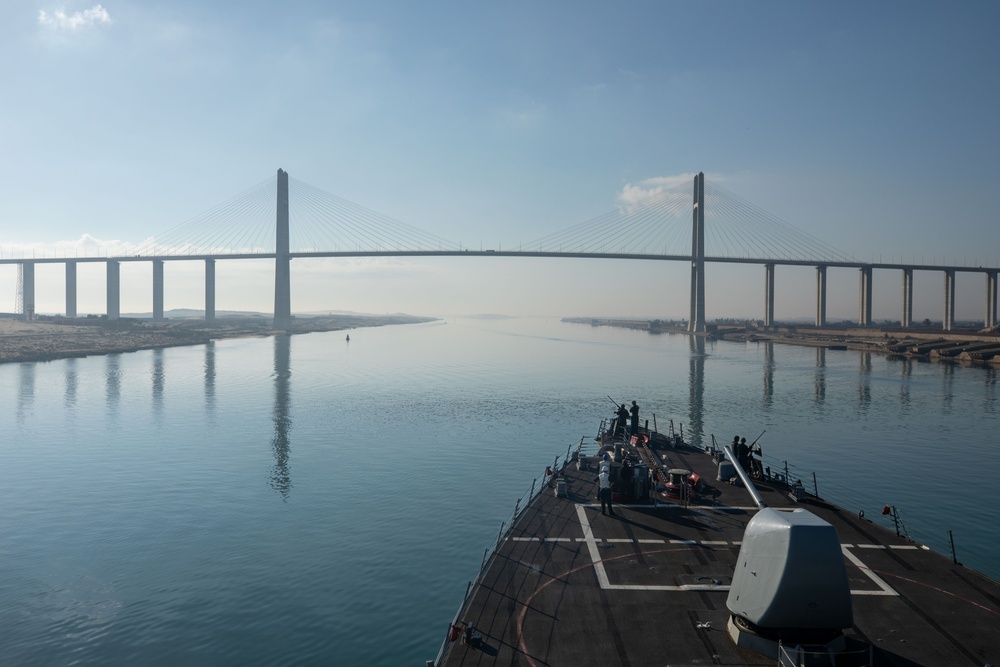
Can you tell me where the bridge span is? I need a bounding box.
[7,170,999,331]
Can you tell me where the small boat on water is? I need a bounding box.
[431,411,1000,666]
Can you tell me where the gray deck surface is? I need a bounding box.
[437,438,1000,667]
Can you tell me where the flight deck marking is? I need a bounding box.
[573,505,898,596]
[575,505,612,588]
[841,546,898,596]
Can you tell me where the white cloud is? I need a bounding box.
[38,4,111,31]
[617,173,697,207]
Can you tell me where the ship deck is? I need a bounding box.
[437,436,1000,666]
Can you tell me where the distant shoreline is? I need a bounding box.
[562,317,1000,367]
[0,314,437,365]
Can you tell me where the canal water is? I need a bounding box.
[1,317,997,665]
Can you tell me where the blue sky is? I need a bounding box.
[2,1,999,321]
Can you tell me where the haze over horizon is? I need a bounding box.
[3,1,998,323]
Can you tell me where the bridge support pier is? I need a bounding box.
[944,270,955,331]
[859,266,872,327]
[205,259,216,323]
[21,261,35,320]
[902,268,913,328]
[764,263,775,328]
[986,271,997,330]
[107,261,120,320]
[815,265,827,327]
[688,172,706,333]
[153,259,164,322]
[65,260,77,318]
[273,168,291,330]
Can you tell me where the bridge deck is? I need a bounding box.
[437,439,1000,666]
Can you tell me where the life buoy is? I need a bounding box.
[448,624,461,642]
[882,504,891,516]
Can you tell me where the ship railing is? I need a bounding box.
[431,437,585,667]
[777,640,874,666]
[745,443,978,573]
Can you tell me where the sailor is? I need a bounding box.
[737,437,750,471]
[617,404,629,437]
[596,468,614,516]
[599,453,611,473]
[629,401,640,437]
[620,456,634,500]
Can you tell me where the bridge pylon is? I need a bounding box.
[688,172,706,333]
[273,168,291,330]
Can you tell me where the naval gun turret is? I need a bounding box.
[726,508,853,656]
[721,446,853,661]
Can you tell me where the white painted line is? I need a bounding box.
[608,584,731,591]
[542,538,572,542]
[701,541,729,546]
[670,539,697,544]
[604,539,634,543]
[512,537,538,541]
[841,544,854,549]
[858,544,886,549]
[575,505,611,589]
[637,539,666,544]
[889,545,918,550]
[842,546,897,596]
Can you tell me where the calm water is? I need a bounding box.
[1,318,997,665]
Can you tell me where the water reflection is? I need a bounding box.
[858,352,871,409]
[17,362,35,424]
[204,342,216,422]
[64,358,78,409]
[763,342,774,408]
[271,335,292,499]
[942,362,955,413]
[899,356,912,407]
[985,367,996,414]
[814,348,826,404]
[106,354,121,420]
[151,349,164,423]
[687,336,705,447]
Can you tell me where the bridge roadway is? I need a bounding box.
[5,250,998,331]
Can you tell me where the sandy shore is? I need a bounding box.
[0,314,435,364]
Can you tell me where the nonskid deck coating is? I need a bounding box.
[438,440,1000,666]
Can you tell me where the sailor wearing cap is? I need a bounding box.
[596,469,614,516]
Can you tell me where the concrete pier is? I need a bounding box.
[986,271,997,329]
[107,261,120,320]
[273,168,291,330]
[687,172,706,333]
[902,268,913,328]
[65,260,77,318]
[153,259,164,322]
[859,266,872,326]
[815,265,826,327]
[205,259,216,323]
[944,269,955,331]
[21,261,35,319]
[764,263,775,328]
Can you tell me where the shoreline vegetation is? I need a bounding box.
[0,313,436,364]
[563,317,1000,367]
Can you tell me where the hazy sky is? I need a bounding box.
[3,1,999,321]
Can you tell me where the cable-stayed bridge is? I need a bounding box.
[8,169,999,331]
